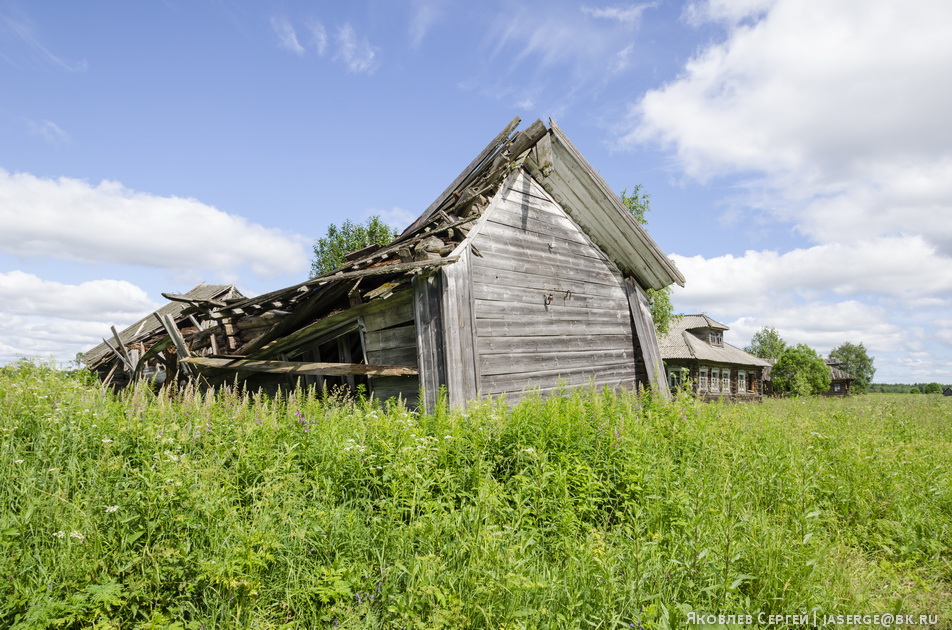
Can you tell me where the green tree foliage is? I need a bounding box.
[772,344,831,397]
[310,216,398,278]
[828,342,876,394]
[924,382,943,394]
[745,326,787,361]
[619,186,680,336]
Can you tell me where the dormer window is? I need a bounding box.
[709,331,723,346]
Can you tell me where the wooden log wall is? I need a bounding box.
[469,171,638,403]
[361,291,419,405]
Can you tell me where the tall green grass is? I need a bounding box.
[1,359,950,628]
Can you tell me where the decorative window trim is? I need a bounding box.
[710,367,720,392]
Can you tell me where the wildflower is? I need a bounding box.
[69,531,85,540]
[105,505,119,513]
[102,438,114,444]
[53,531,65,538]
[14,459,23,464]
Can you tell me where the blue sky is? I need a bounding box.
[2,0,951,384]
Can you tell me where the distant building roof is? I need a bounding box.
[658,315,771,367]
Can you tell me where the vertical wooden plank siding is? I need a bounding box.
[439,251,478,407]
[470,170,639,401]
[413,273,446,411]
[624,277,671,399]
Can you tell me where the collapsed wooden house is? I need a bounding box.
[84,117,684,407]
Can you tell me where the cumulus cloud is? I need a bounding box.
[628,0,952,250]
[0,271,158,322]
[0,274,164,365]
[0,169,311,278]
[625,0,952,381]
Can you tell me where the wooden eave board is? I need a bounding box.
[527,124,684,290]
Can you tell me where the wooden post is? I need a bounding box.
[439,251,478,407]
[413,273,445,412]
[624,277,670,400]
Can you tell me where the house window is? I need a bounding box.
[667,367,687,390]
[699,367,708,392]
[709,331,723,346]
[834,383,842,392]
[722,369,730,394]
[710,368,720,392]
[738,371,747,393]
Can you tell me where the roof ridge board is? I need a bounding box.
[546,119,685,288]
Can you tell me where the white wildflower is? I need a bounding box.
[102,438,113,444]
[69,531,85,540]
[14,459,23,464]
[53,531,65,538]
[105,505,119,513]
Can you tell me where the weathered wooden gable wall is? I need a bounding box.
[466,170,639,402]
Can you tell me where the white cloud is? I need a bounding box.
[0,13,87,71]
[26,119,68,144]
[270,16,306,55]
[0,272,164,365]
[484,2,650,84]
[582,3,655,25]
[408,0,444,48]
[0,271,158,322]
[309,20,328,55]
[271,16,377,74]
[625,0,952,382]
[0,169,310,278]
[335,23,377,74]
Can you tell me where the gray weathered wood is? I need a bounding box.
[480,348,633,376]
[471,264,627,300]
[361,293,415,332]
[478,334,634,355]
[180,357,417,377]
[413,273,445,411]
[473,299,630,323]
[472,282,629,312]
[366,345,418,367]
[474,319,632,338]
[363,323,417,352]
[625,277,670,399]
[439,251,477,407]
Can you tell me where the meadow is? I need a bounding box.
[1,360,950,629]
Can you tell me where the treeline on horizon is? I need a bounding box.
[870,382,950,394]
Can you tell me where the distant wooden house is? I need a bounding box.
[826,360,855,397]
[944,386,952,397]
[84,118,684,407]
[658,315,771,401]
